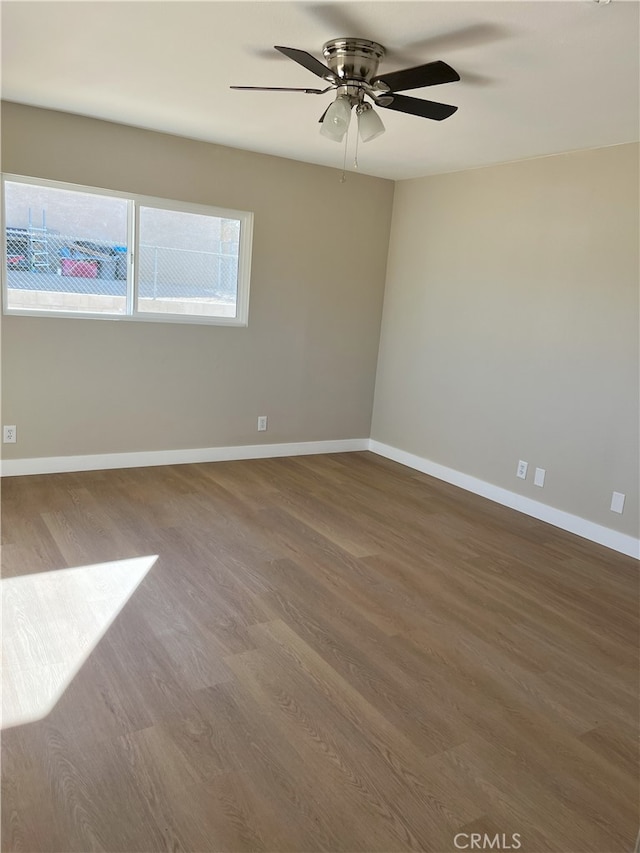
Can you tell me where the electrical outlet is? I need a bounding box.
[610,492,625,514]
[257,415,268,432]
[516,460,528,480]
[3,425,17,443]
[534,467,546,487]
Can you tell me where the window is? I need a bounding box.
[2,176,253,325]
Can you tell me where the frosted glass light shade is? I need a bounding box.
[357,104,385,142]
[320,96,352,142]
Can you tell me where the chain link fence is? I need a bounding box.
[5,232,239,303]
[138,243,238,302]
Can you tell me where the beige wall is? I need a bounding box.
[2,104,637,539]
[1,103,394,458]
[372,143,639,536]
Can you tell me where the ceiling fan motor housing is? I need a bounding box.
[322,38,385,83]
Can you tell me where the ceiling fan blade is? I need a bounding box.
[274,45,337,82]
[405,23,508,57]
[230,86,328,94]
[371,60,460,93]
[377,93,458,121]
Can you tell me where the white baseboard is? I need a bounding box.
[3,436,637,559]
[369,440,639,560]
[0,438,369,478]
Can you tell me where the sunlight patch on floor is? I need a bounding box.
[1,555,157,729]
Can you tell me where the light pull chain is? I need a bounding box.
[353,126,360,170]
[340,121,350,183]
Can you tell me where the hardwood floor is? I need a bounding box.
[1,451,638,853]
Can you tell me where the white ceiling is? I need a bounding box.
[2,0,639,180]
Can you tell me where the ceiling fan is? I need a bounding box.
[231,38,460,143]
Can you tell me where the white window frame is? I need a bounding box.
[2,174,253,326]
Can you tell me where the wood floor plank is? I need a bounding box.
[241,619,485,838]
[194,681,364,852]
[224,643,433,851]
[1,451,637,852]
